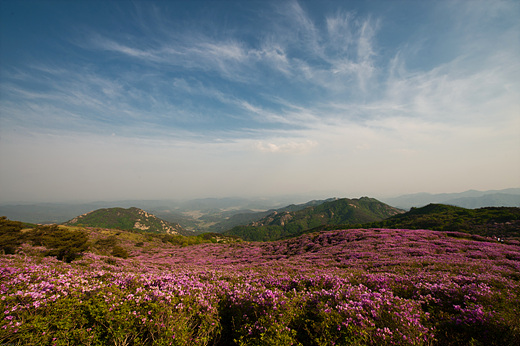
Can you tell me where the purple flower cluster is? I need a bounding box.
[1,228,519,345]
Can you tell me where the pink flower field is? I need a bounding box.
[1,228,520,345]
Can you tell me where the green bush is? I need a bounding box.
[111,245,129,259]
[94,235,118,249]
[1,284,222,346]
[26,225,89,262]
[0,216,24,254]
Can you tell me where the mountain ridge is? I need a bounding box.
[200,197,339,233]
[2,189,518,225]
[223,197,403,241]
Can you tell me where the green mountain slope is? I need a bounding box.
[64,207,192,235]
[202,198,338,233]
[223,197,403,241]
[363,204,520,238]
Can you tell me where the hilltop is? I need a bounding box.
[311,204,520,239]
[64,207,193,236]
[368,204,520,238]
[223,197,403,241]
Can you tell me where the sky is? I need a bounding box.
[0,0,519,204]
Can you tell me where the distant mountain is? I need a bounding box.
[443,193,520,209]
[382,188,520,209]
[223,197,403,241]
[0,198,276,225]
[359,204,520,238]
[0,203,107,224]
[64,207,192,235]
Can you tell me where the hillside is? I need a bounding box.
[223,197,403,241]
[2,226,519,345]
[64,207,192,235]
[348,204,520,239]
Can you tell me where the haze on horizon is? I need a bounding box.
[1,0,519,204]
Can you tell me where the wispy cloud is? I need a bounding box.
[4,0,518,140]
[93,35,160,60]
[77,0,381,97]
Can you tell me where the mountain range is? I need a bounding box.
[1,188,518,231]
[0,196,310,225]
[381,188,520,209]
[59,197,398,239]
[37,198,520,242]
[3,196,520,244]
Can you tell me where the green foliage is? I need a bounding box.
[94,234,118,249]
[69,207,136,229]
[158,232,242,246]
[218,288,303,345]
[1,284,221,346]
[0,216,24,254]
[111,245,129,258]
[26,225,89,262]
[161,233,202,246]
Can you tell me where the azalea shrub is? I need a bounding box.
[1,228,519,345]
[24,225,89,262]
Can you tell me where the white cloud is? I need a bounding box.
[93,35,160,60]
[255,140,317,153]
[326,11,354,50]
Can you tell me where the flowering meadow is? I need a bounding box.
[1,228,520,345]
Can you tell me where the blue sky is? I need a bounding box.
[1,0,519,203]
